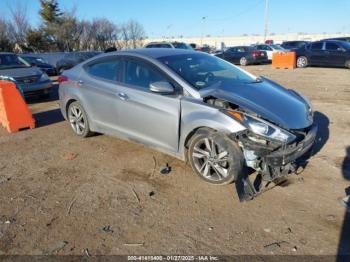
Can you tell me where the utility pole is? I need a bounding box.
[264,0,269,42]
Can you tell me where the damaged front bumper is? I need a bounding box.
[232,124,318,202]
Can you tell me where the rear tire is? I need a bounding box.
[67,101,94,138]
[297,56,308,68]
[188,128,244,185]
[345,60,350,69]
[240,57,248,66]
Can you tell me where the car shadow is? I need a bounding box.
[33,108,64,128]
[311,111,330,156]
[337,146,350,261]
[296,111,329,170]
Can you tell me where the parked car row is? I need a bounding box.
[143,37,350,69]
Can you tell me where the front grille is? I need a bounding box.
[15,75,41,84]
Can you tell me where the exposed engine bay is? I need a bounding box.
[204,96,318,202]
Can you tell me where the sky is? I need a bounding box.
[1,0,350,38]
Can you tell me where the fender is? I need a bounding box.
[178,97,246,159]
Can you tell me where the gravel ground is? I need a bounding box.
[0,66,349,257]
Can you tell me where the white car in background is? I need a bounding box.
[253,44,287,61]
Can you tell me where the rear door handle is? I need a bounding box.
[117,92,129,101]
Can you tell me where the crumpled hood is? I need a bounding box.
[200,77,313,130]
[0,67,43,79]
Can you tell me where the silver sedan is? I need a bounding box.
[59,49,317,201]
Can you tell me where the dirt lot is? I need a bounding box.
[0,66,349,257]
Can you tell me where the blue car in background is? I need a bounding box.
[20,55,57,76]
[0,52,53,97]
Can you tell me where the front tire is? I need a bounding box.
[188,129,244,185]
[67,101,93,138]
[345,60,350,69]
[297,56,308,68]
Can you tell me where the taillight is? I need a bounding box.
[252,51,260,57]
[58,75,68,84]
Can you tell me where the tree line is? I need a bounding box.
[0,0,146,53]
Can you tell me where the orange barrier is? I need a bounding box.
[272,52,296,69]
[0,81,35,133]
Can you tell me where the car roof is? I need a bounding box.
[146,42,172,45]
[282,41,308,43]
[323,39,348,43]
[107,48,197,59]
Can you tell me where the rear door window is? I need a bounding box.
[87,59,120,81]
[227,47,237,52]
[311,42,324,51]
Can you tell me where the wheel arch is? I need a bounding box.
[179,117,246,160]
[65,98,77,118]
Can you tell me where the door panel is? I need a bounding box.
[78,58,123,132]
[325,42,347,66]
[223,49,237,63]
[113,85,180,152]
[79,74,121,132]
[308,42,326,65]
[115,58,181,153]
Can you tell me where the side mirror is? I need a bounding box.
[149,81,174,94]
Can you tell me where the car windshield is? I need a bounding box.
[22,56,47,65]
[270,44,284,50]
[172,43,193,50]
[158,53,257,90]
[0,54,30,70]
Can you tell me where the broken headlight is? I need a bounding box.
[222,110,296,144]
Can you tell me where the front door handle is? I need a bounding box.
[117,92,129,101]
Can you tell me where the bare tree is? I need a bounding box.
[121,20,146,49]
[90,18,119,51]
[79,20,94,50]
[7,2,30,52]
[0,18,13,51]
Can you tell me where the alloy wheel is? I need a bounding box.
[191,137,230,182]
[297,57,307,68]
[68,104,86,135]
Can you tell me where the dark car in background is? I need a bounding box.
[295,40,350,69]
[0,52,52,97]
[215,46,268,66]
[281,41,310,51]
[20,55,57,76]
[56,51,101,74]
